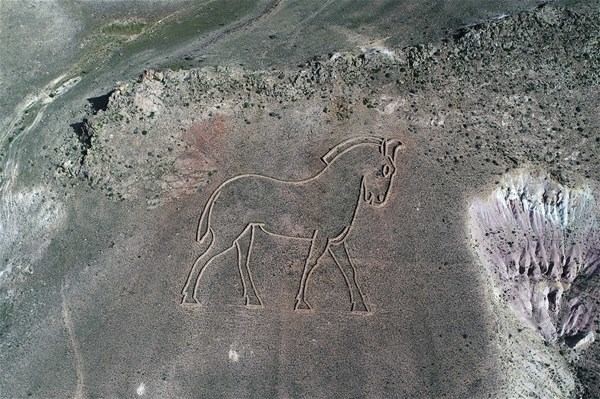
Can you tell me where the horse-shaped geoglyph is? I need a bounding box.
[181,136,403,312]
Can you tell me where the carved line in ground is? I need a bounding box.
[294,237,368,313]
[184,138,386,302]
[61,284,85,399]
[189,232,232,302]
[179,303,384,317]
[193,137,391,244]
[331,242,369,312]
[235,224,264,307]
[185,188,365,311]
[182,137,399,311]
[256,225,313,242]
[291,189,370,311]
[294,230,321,311]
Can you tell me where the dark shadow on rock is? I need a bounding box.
[87,90,114,114]
[70,119,93,168]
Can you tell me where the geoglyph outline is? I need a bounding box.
[181,136,403,312]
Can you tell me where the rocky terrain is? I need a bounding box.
[1,1,600,398]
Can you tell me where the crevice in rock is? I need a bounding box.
[87,90,114,114]
[69,119,94,170]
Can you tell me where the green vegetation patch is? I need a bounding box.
[101,19,147,37]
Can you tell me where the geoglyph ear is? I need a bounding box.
[385,139,403,161]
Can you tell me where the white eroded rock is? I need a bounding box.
[470,169,599,345]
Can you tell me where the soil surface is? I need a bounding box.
[1,1,600,398]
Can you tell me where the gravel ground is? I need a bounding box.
[1,2,600,398]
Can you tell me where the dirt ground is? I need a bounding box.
[1,1,600,398]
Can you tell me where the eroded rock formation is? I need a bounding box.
[470,170,599,347]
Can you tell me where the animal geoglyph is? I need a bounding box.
[181,136,403,312]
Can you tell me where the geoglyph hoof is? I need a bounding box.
[351,302,369,313]
[181,293,198,305]
[245,296,263,309]
[294,299,312,311]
